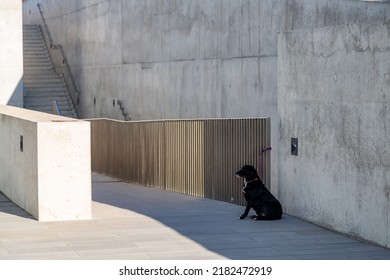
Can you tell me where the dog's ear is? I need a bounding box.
[244,165,255,171]
[237,165,247,173]
[246,165,259,177]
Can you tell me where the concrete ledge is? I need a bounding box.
[0,105,91,221]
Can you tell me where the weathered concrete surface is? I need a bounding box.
[22,0,390,196]
[278,22,390,248]
[21,0,390,245]
[0,105,92,221]
[0,0,23,107]
[22,0,390,119]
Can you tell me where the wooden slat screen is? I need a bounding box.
[90,118,270,205]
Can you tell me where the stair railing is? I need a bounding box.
[117,100,131,121]
[53,100,62,116]
[37,3,80,117]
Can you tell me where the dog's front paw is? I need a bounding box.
[239,214,246,220]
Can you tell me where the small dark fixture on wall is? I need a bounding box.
[113,99,116,106]
[291,137,298,156]
[20,135,23,152]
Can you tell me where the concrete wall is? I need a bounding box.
[21,0,390,245]
[278,22,390,247]
[0,105,92,221]
[22,0,390,197]
[0,0,23,107]
[21,0,390,119]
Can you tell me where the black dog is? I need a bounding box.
[235,165,282,220]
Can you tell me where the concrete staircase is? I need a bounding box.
[23,25,77,118]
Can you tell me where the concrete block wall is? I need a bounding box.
[278,22,390,247]
[0,105,92,221]
[0,0,23,107]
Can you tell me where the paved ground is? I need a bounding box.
[0,173,390,260]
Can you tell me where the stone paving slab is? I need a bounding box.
[0,172,389,260]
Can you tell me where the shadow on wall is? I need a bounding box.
[0,191,35,221]
[5,79,24,108]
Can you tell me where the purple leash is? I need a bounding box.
[258,147,272,181]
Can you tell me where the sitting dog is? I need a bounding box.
[235,165,282,220]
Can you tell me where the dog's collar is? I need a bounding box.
[243,178,259,193]
[244,178,259,184]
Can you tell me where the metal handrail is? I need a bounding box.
[37,4,53,47]
[53,100,62,116]
[37,3,80,116]
[117,100,131,121]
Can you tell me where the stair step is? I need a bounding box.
[24,106,76,117]
[23,56,50,60]
[23,79,65,84]
[25,106,75,116]
[23,25,41,30]
[24,101,71,107]
[26,87,67,93]
[25,83,66,88]
[23,43,46,48]
[24,72,57,77]
[24,45,47,49]
[26,85,67,90]
[24,103,72,110]
[24,61,52,65]
[24,45,46,48]
[24,59,52,64]
[25,91,69,98]
[24,69,55,74]
[24,63,52,68]
[23,24,77,118]
[23,36,44,39]
[24,96,70,102]
[24,72,60,76]
[23,31,43,35]
[24,99,72,105]
[24,100,73,107]
[24,44,46,48]
[24,76,63,80]
[23,52,49,57]
[24,38,43,41]
[23,50,49,55]
[23,79,63,84]
[24,103,73,110]
[24,63,53,68]
[24,54,50,58]
[24,62,52,68]
[23,77,63,83]
[26,83,67,88]
[25,89,68,94]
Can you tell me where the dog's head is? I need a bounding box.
[235,165,259,180]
